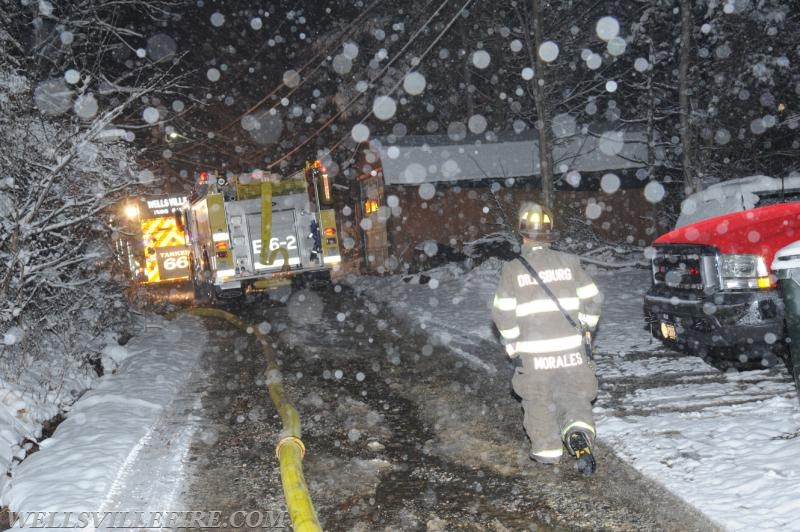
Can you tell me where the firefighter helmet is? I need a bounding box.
[518,201,558,242]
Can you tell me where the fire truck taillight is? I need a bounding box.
[364,199,379,215]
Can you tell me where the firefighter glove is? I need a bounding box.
[505,342,518,359]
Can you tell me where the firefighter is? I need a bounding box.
[492,201,602,475]
[309,219,322,263]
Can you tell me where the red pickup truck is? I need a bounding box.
[644,178,800,369]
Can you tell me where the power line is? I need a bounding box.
[257,0,452,171]
[173,0,386,164]
[219,0,387,134]
[327,0,476,160]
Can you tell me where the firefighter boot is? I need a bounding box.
[566,431,596,476]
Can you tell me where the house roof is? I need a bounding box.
[372,125,648,185]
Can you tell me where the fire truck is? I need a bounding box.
[116,193,191,285]
[181,161,341,301]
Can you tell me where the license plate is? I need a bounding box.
[660,322,677,340]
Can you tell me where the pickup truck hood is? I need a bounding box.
[655,202,800,269]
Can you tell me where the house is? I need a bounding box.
[340,124,664,273]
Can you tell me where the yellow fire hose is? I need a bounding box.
[167,308,322,532]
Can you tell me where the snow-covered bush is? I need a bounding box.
[0,0,189,477]
[0,68,135,374]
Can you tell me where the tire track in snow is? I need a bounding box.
[98,363,205,521]
[100,425,156,511]
[596,350,795,417]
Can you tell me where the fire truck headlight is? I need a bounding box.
[124,204,140,220]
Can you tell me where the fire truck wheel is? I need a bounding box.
[192,276,212,305]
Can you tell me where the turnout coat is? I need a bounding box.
[492,243,602,460]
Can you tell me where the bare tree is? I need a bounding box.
[530,0,555,208]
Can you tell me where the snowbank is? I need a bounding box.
[0,345,98,497]
[2,315,204,522]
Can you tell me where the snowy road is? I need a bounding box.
[179,326,288,531]
[196,285,718,531]
[9,264,799,530]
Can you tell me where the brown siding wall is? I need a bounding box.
[384,184,664,265]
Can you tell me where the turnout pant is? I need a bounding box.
[512,352,598,459]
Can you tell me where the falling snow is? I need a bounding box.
[3,1,800,528]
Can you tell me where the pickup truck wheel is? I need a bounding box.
[702,347,782,372]
[780,351,800,396]
[701,357,753,372]
[776,350,800,406]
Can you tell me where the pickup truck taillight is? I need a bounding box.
[720,254,773,289]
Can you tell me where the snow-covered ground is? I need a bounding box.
[2,315,205,529]
[2,260,799,531]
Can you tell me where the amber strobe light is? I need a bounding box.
[320,171,333,205]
